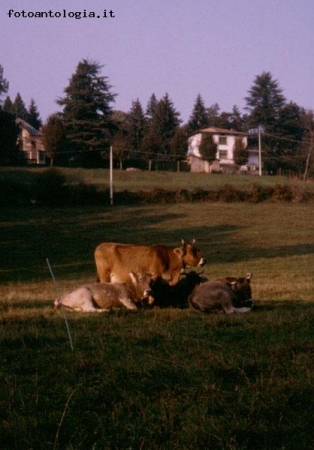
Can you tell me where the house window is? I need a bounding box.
[219,150,228,159]
[219,136,227,145]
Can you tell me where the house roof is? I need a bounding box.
[199,127,248,137]
[16,118,42,136]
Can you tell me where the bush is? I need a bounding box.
[247,183,274,203]
[273,184,294,202]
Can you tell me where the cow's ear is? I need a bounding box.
[246,273,252,281]
[174,247,183,257]
[230,281,237,289]
[191,238,196,245]
[181,239,186,247]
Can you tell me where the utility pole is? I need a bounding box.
[303,129,314,181]
[258,126,262,176]
[110,145,113,205]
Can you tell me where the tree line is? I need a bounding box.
[0,60,313,176]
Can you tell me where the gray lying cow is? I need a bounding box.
[54,272,152,312]
[188,273,253,314]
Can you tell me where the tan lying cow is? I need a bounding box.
[188,273,253,314]
[94,239,206,286]
[54,272,151,312]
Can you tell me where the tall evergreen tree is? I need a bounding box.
[150,93,181,157]
[12,93,29,121]
[188,94,208,132]
[2,96,13,114]
[28,98,42,129]
[126,99,146,151]
[0,65,9,107]
[206,103,221,127]
[245,71,286,129]
[229,105,245,131]
[57,59,116,166]
[245,72,286,173]
[146,93,158,120]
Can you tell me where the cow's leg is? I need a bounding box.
[224,306,251,314]
[118,297,138,310]
[79,307,110,313]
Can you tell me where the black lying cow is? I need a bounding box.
[149,270,209,308]
[188,273,253,314]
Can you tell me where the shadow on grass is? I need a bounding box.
[2,205,314,283]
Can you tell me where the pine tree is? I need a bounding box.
[206,103,221,127]
[245,71,286,129]
[57,59,116,166]
[126,99,146,151]
[146,94,158,120]
[12,93,29,121]
[188,94,208,132]
[28,98,42,129]
[150,93,181,157]
[2,96,13,114]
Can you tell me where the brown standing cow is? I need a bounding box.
[94,239,206,286]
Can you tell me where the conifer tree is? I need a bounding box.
[28,98,42,129]
[150,93,181,157]
[57,59,116,166]
[188,94,208,132]
[245,71,286,129]
[146,93,158,120]
[2,96,13,114]
[12,93,29,121]
[126,99,146,151]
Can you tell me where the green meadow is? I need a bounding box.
[1,169,314,449]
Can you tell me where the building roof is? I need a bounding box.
[199,127,248,137]
[16,118,42,136]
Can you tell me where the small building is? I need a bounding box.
[16,118,46,165]
[187,127,258,173]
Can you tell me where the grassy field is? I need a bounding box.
[2,166,314,194]
[1,170,314,449]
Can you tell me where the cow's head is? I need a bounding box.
[227,273,253,308]
[174,239,206,268]
[181,269,209,286]
[129,271,154,305]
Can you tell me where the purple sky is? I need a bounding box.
[1,0,314,124]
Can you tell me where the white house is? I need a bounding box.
[187,127,258,173]
[16,118,46,165]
